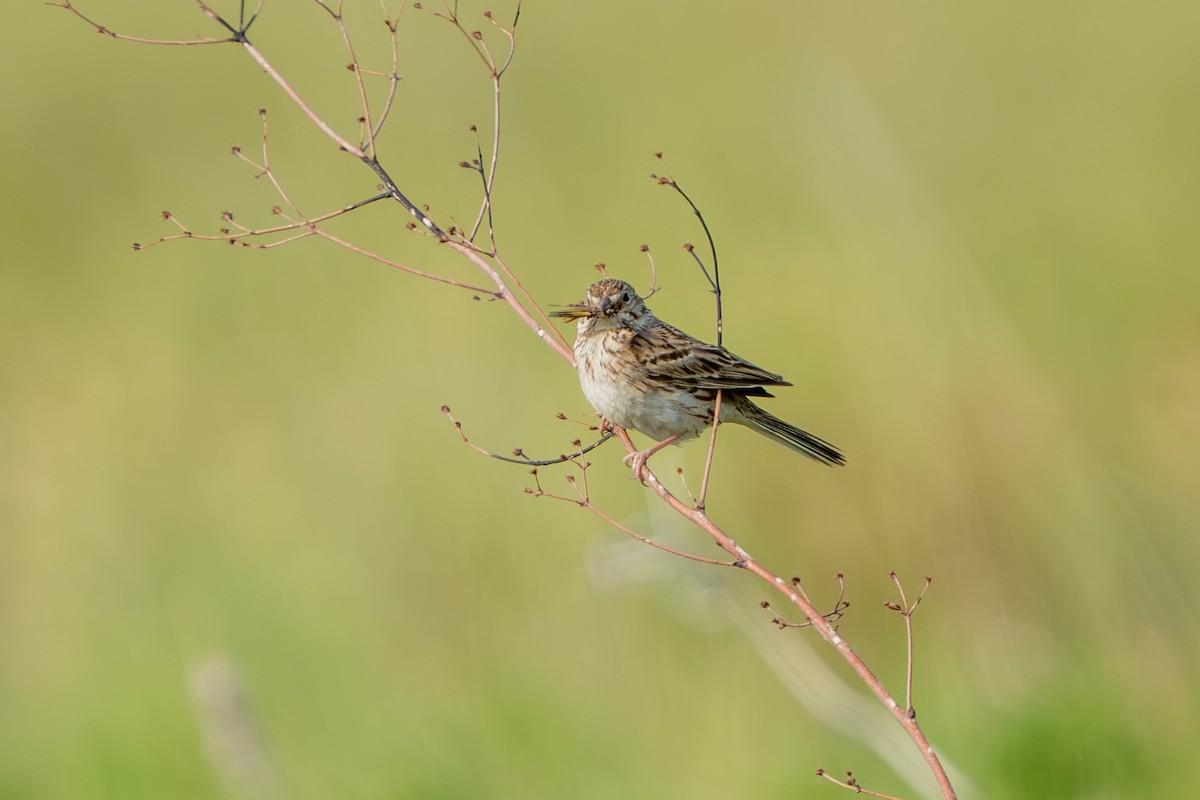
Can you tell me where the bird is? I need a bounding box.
[551,278,844,477]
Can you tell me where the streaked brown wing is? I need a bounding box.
[631,322,791,396]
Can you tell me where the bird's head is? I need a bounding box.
[551,279,649,332]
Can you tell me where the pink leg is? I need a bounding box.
[622,433,684,482]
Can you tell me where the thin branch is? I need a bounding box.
[420,4,539,347]
[442,406,614,466]
[447,244,575,363]
[524,462,736,568]
[52,1,235,45]
[249,108,305,218]
[475,4,519,245]
[132,194,376,250]
[652,152,722,346]
[816,770,909,800]
[415,0,494,71]
[235,32,365,157]
[464,125,496,247]
[321,1,385,157]
[370,2,405,140]
[697,389,721,510]
[639,243,660,299]
[761,573,849,630]
[415,2,519,250]
[492,252,573,352]
[238,0,267,34]
[569,491,736,567]
[315,228,494,292]
[364,158,449,240]
[885,573,933,717]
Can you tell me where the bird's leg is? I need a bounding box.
[622,433,684,482]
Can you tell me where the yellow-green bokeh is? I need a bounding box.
[4,2,1199,798]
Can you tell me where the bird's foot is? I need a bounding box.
[620,433,683,485]
[622,449,652,484]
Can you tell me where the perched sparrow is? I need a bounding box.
[552,278,844,476]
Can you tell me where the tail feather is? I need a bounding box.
[730,398,845,467]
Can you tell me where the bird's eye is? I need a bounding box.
[622,292,630,302]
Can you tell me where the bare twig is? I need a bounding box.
[412,5,569,353]
[652,152,722,346]
[53,1,236,45]
[442,406,614,466]
[525,462,736,568]
[134,109,499,295]
[416,1,520,250]
[463,126,495,246]
[316,0,385,157]
[639,244,660,299]
[816,769,908,800]
[761,573,849,630]
[885,573,933,718]
[696,389,721,510]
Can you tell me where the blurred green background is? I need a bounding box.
[4,2,1198,798]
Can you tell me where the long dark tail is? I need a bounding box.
[732,398,845,467]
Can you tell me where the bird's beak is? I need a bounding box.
[549,304,592,321]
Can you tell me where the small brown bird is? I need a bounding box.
[552,278,844,476]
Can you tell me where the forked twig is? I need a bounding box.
[525,461,736,567]
[416,1,520,250]
[885,573,933,717]
[442,406,614,466]
[652,152,722,346]
[367,1,406,141]
[638,244,661,299]
[53,0,237,45]
[760,573,849,630]
[132,110,496,295]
